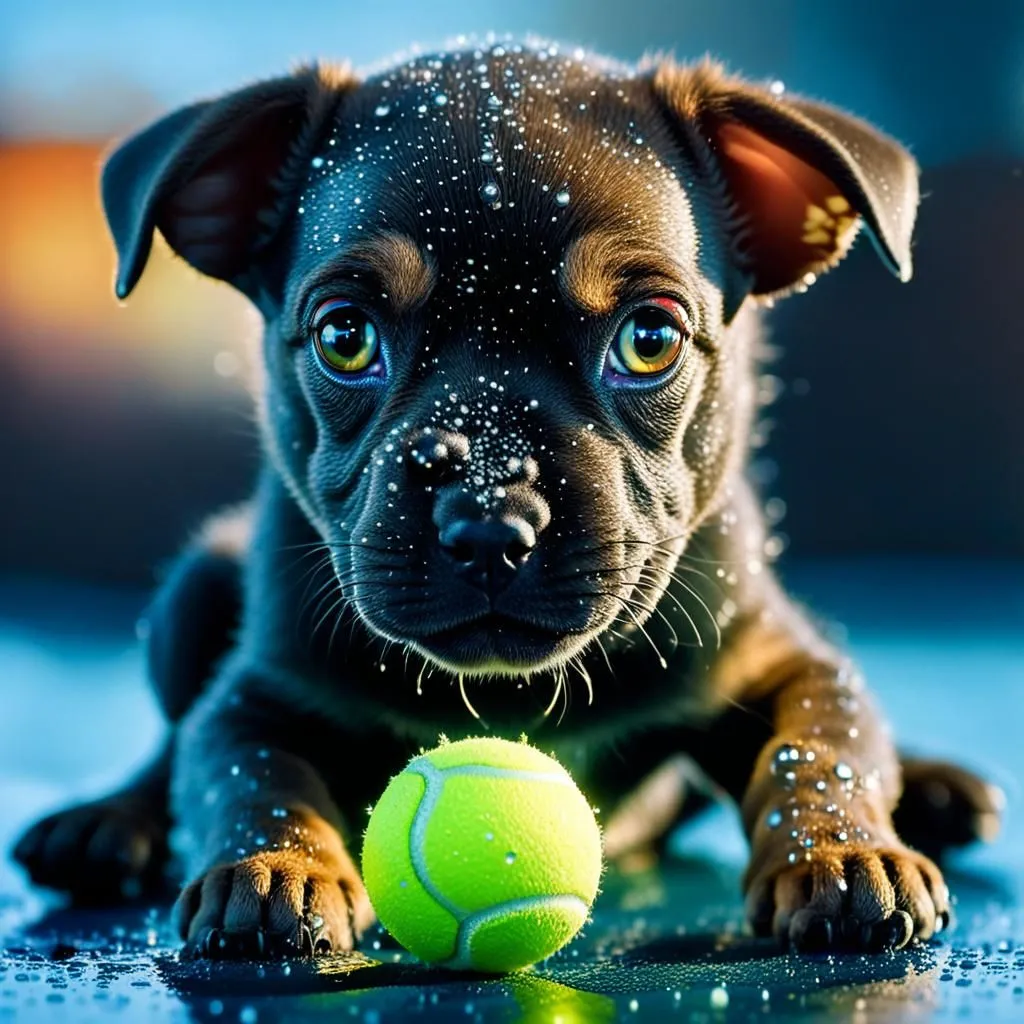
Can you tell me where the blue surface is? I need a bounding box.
[1,560,1022,1022]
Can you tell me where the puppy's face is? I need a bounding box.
[103,43,918,677]
[266,51,743,674]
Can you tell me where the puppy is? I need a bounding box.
[15,42,1003,958]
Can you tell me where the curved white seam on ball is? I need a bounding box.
[434,764,574,786]
[444,894,590,969]
[406,762,466,925]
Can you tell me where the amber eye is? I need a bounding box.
[312,301,381,375]
[607,299,690,379]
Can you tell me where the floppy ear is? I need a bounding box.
[102,65,356,301]
[650,61,919,306]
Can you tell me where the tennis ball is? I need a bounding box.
[361,736,602,972]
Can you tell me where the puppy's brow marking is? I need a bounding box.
[561,231,684,315]
[346,232,436,313]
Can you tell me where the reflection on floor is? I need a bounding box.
[1,560,1022,1022]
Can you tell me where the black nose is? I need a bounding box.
[439,517,536,593]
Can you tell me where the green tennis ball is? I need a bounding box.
[361,736,603,972]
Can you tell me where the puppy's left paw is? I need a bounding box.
[747,844,950,953]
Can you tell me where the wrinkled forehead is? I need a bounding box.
[291,45,701,283]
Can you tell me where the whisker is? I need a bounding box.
[637,567,704,649]
[672,576,723,650]
[542,668,564,720]
[458,672,486,725]
[571,655,594,707]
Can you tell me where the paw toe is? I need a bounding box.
[754,846,949,953]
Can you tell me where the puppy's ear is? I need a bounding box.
[650,61,918,306]
[102,65,356,301]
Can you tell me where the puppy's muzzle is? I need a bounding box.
[406,426,548,597]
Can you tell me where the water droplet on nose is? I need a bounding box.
[554,189,570,207]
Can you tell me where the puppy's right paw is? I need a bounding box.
[175,849,374,959]
[13,797,169,902]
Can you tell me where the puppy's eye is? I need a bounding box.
[312,301,381,376]
[606,298,690,380]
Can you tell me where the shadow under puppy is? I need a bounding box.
[15,43,1004,958]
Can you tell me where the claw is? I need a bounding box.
[800,917,834,952]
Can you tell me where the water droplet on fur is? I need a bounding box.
[766,809,783,829]
[835,762,854,781]
[554,189,570,207]
[771,745,801,774]
[374,104,391,117]
[505,851,517,865]
[479,181,501,208]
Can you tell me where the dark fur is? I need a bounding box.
[14,43,1003,956]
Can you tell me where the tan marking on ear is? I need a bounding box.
[800,201,859,251]
[803,204,834,229]
[346,232,435,313]
[834,215,858,239]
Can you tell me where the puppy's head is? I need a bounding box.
[104,43,917,677]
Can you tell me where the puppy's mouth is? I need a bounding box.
[411,611,579,674]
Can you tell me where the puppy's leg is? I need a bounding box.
[171,669,375,960]
[12,542,242,902]
[691,618,958,953]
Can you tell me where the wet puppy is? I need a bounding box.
[15,42,1003,957]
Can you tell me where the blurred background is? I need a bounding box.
[2,0,1022,586]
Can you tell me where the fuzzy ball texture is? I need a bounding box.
[361,736,603,972]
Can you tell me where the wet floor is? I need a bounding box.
[1,560,1022,1022]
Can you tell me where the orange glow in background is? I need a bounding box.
[0,142,255,396]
